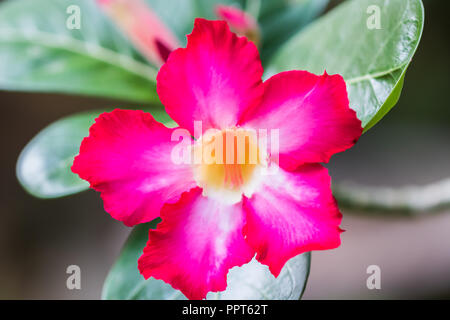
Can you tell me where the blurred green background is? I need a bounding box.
[0,0,449,299]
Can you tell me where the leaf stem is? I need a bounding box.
[334,178,450,214]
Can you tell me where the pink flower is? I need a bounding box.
[97,1,261,67]
[215,5,261,45]
[72,19,362,300]
[97,0,179,66]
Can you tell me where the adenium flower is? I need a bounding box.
[97,0,260,66]
[97,0,179,66]
[72,19,362,299]
[215,4,261,45]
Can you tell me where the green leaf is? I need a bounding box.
[16,108,176,199]
[363,68,406,132]
[0,0,158,103]
[0,0,326,101]
[257,0,330,63]
[102,221,311,300]
[267,0,424,130]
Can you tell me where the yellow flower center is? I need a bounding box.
[192,128,266,204]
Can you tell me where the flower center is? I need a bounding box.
[192,128,265,204]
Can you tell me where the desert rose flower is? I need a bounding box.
[215,4,261,45]
[97,0,179,66]
[72,19,363,300]
[98,0,261,67]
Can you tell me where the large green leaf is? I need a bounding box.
[0,0,158,103]
[102,220,311,300]
[268,0,424,130]
[16,108,176,198]
[0,0,328,102]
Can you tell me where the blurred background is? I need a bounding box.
[0,0,449,299]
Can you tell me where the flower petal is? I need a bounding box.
[138,188,254,300]
[157,18,264,135]
[242,164,342,277]
[72,109,196,227]
[97,0,179,66]
[239,71,363,170]
[215,5,260,45]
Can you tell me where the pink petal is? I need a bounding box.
[72,109,196,227]
[215,5,260,44]
[239,71,363,170]
[157,18,264,135]
[97,0,179,66]
[242,164,342,277]
[138,188,254,300]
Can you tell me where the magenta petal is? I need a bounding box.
[239,71,363,170]
[215,5,256,32]
[242,164,342,277]
[157,18,264,134]
[72,109,196,227]
[215,5,260,44]
[97,0,179,66]
[138,188,255,300]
